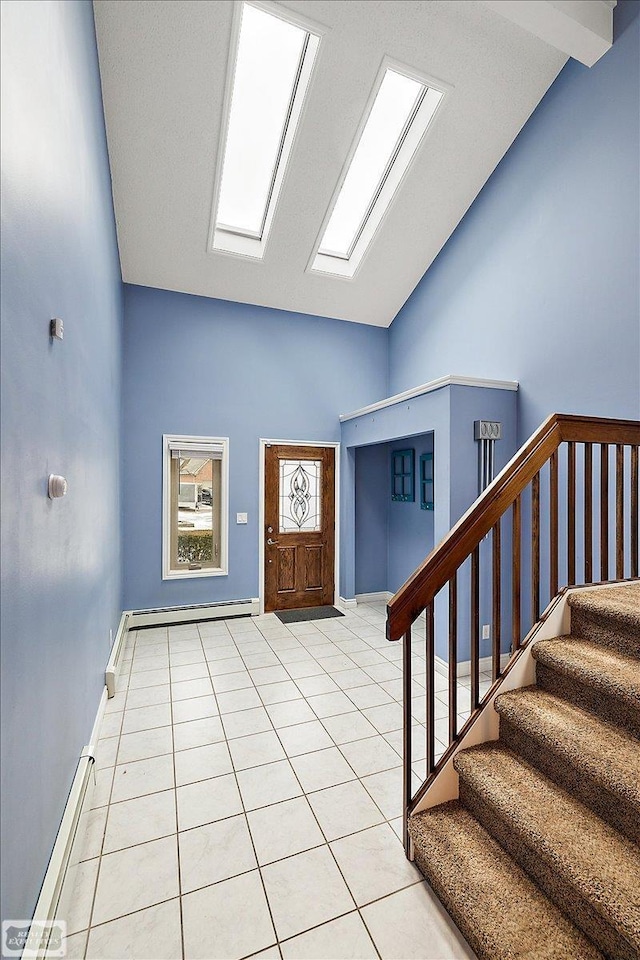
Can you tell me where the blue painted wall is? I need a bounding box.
[388,434,435,594]
[2,0,638,925]
[354,435,436,597]
[388,0,640,440]
[0,0,123,922]
[344,383,517,657]
[355,443,390,594]
[122,284,388,610]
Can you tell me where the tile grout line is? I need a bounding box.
[236,618,390,959]
[102,616,466,803]
[127,670,474,720]
[169,630,186,960]
[78,868,425,956]
[77,776,408,866]
[230,615,383,955]
[113,681,469,736]
[71,607,480,959]
[240,676,361,955]
[96,700,461,805]
[200,619,283,960]
[80,625,168,956]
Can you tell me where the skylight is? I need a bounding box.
[211,3,320,258]
[312,65,445,279]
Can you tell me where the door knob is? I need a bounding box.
[267,538,279,545]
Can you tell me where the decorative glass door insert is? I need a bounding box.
[279,460,322,532]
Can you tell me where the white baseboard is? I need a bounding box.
[435,652,511,679]
[105,612,131,698]
[338,596,358,611]
[129,597,259,628]
[355,591,393,604]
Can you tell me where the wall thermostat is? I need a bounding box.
[48,475,68,499]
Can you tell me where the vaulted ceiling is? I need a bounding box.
[93,1,612,327]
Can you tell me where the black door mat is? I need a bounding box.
[275,605,345,624]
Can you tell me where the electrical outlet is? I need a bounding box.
[482,624,491,640]
[236,513,248,524]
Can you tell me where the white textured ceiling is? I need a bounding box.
[94,0,567,327]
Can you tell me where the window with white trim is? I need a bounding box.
[312,64,445,279]
[211,2,320,259]
[163,436,229,579]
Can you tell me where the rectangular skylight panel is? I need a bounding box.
[318,70,425,259]
[216,3,308,238]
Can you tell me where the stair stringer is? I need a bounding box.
[412,579,636,823]
[411,588,577,821]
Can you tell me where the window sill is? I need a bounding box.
[163,567,228,581]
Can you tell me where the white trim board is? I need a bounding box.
[340,375,518,422]
[435,652,511,679]
[338,596,358,611]
[258,439,341,616]
[355,591,394,603]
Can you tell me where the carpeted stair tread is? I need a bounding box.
[408,802,604,960]
[532,635,640,736]
[533,634,640,703]
[495,687,640,823]
[568,582,640,624]
[454,744,640,958]
[568,583,640,658]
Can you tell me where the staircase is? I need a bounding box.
[408,582,640,960]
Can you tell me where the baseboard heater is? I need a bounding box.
[105,600,259,698]
[105,611,132,698]
[28,747,95,958]
[129,597,260,629]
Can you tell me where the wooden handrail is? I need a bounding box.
[391,412,639,858]
[387,414,640,641]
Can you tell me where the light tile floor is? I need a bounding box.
[60,602,483,960]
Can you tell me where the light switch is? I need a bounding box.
[236,512,248,524]
[482,624,491,640]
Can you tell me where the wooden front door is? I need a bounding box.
[264,445,335,612]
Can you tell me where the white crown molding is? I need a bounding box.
[339,375,519,423]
